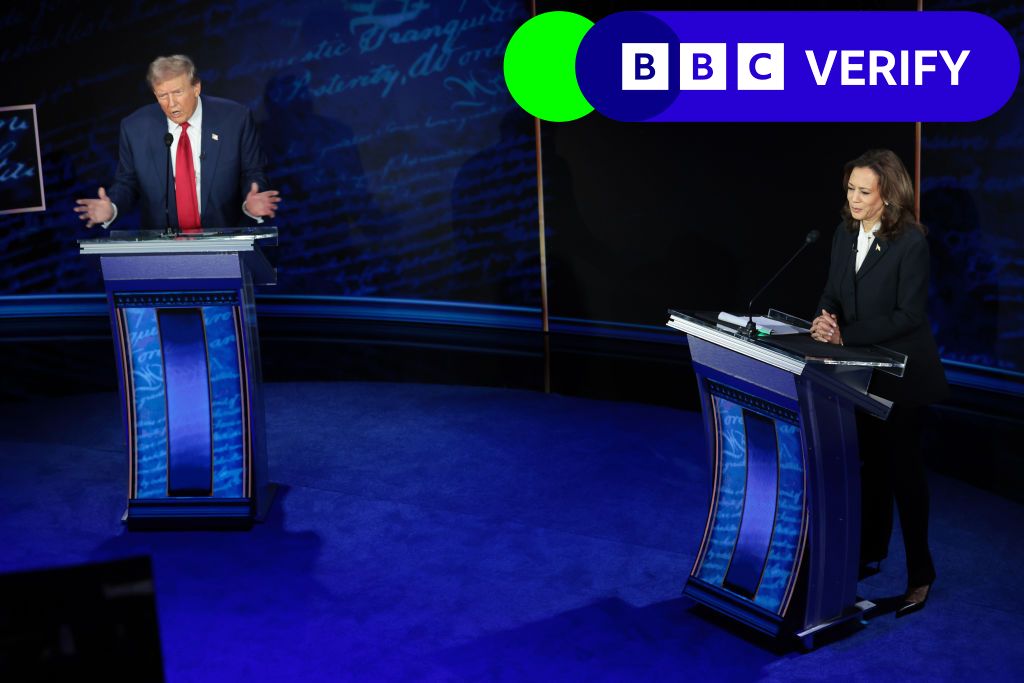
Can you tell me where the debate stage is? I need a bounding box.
[2,380,1021,681]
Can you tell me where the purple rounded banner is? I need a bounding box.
[575,11,1019,122]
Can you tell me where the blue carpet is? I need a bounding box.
[1,382,1022,681]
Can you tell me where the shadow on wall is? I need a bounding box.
[922,186,1000,369]
[451,108,543,307]
[259,65,394,294]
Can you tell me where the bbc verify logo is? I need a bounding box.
[623,44,971,91]
[503,11,1019,122]
[624,43,789,91]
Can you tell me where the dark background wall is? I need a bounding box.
[541,0,915,331]
[0,0,1022,378]
[541,115,915,327]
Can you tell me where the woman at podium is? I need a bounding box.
[809,149,949,618]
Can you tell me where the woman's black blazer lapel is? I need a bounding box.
[856,236,888,281]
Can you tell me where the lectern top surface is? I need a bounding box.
[667,309,907,374]
[87,226,277,242]
[78,227,278,255]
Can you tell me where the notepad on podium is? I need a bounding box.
[716,311,807,335]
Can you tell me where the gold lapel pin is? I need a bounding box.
[875,243,881,252]
[211,133,219,141]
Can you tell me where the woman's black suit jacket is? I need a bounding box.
[817,222,949,407]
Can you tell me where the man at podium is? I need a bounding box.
[811,149,949,619]
[74,54,280,232]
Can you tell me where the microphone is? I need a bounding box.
[163,132,174,236]
[743,229,820,337]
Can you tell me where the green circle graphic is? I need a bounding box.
[503,12,594,123]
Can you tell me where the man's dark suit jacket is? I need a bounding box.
[818,221,949,407]
[106,96,269,229]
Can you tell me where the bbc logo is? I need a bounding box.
[622,43,785,91]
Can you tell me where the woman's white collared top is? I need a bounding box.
[855,220,880,272]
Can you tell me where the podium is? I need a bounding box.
[79,229,277,527]
[667,310,905,647]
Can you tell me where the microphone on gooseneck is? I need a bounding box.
[163,132,174,236]
[743,229,820,337]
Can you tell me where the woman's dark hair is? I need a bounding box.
[841,149,927,240]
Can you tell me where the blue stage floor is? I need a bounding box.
[1,382,1022,681]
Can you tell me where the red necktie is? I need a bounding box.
[175,122,201,233]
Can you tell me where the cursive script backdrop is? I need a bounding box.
[922,0,1024,375]
[0,0,539,305]
[1,0,1022,378]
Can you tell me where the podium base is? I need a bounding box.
[795,599,876,651]
[122,484,278,530]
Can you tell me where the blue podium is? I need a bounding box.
[667,310,905,647]
[80,229,277,527]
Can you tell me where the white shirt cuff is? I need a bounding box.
[242,201,264,224]
[101,202,118,229]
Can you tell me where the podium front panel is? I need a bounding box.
[671,315,876,641]
[685,362,809,634]
[81,231,276,526]
[116,293,249,502]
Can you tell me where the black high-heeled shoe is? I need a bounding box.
[895,584,931,618]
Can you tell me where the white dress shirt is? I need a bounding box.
[855,220,880,272]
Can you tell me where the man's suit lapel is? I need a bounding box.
[146,110,177,228]
[200,99,222,221]
[856,235,888,281]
